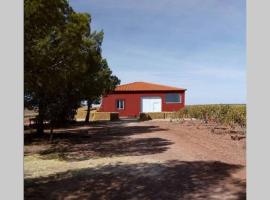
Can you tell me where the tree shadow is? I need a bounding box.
[25,160,246,200]
[24,124,171,161]
[24,118,141,131]
[39,137,172,161]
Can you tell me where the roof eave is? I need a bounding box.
[113,89,186,93]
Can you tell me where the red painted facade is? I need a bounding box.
[99,91,186,117]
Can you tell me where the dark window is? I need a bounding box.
[116,99,125,109]
[165,93,181,103]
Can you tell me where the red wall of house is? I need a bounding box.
[99,91,185,117]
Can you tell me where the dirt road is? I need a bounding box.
[127,120,245,175]
[24,119,246,200]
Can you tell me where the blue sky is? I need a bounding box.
[70,0,246,104]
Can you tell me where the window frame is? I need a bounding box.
[116,99,125,110]
[165,93,181,104]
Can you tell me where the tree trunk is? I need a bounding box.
[49,122,54,143]
[36,116,44,134]
[85,100,92,122]
[36,101,44,134]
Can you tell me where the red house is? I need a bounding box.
[99,82,186,117]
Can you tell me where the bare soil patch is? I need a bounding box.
[24,119,245,200]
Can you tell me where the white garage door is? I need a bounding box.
[141,97,162,112]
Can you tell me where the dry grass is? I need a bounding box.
[74,106,88,120]
[24,109,38,125]
[176,104,246,128]
[24,154,157,179]
[76,108,118,121]
[24,107,116,124]
[139,112,175,120]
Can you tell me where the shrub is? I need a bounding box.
[176,104,246,127]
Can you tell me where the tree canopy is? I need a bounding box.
[25,0,120,133]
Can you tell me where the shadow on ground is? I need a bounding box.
[24,123,171,161]
[25,160,246,200]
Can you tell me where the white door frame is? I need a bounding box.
[140,96,162,113]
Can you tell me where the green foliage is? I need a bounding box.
[81,58,120,102]
[24,0,120,131]
[177,104,246,127]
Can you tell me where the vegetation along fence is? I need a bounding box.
[175,104,246,128]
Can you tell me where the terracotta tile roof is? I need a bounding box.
[115,82,186,92]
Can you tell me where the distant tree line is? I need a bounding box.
[24,0,120,134]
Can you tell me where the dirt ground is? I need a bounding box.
[24,119,246,200]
